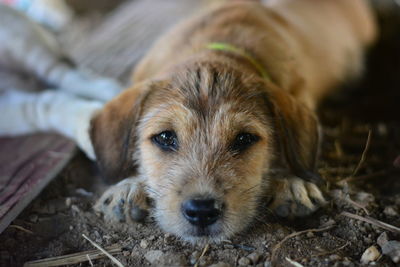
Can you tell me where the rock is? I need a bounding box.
[209,262,231,267]
[247,252,261,264]
[383,206,398,217]
[65,197,72,207]
[329,254,341,261]
[381,240,400,263]
[264,261,271,267]
[360,246,380,264]
[160,253,187,266]
[306,232,315,238]
[145,250,164,264]
[140,239,148,249]
[238,256,251,266]
[377,232,389,247]
[145,250,186,266]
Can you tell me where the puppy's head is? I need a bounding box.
[91,62,320,242]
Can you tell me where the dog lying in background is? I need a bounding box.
[0,4,122,157]
[0,0,376,243]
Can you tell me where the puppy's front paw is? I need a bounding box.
[268,177,326,218]
[94,178,150,223]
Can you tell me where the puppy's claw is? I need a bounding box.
[94,178,149,223]
[269,177,326,218]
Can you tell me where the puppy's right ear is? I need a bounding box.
[90,84,150,184]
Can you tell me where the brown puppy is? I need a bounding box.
[92,0,376,242]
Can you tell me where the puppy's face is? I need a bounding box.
[91,62,320,242]
[138,65,273,241]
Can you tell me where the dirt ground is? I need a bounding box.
[1,2,400,267]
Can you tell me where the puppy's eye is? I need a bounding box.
[152,131,178,151]
[231,132,259,152]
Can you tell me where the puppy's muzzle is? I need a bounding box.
[181,197,223,227]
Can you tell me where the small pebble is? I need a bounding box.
[383,206,398,217]
[144,250,163,264]
[377,232,388,247]
[264,261,271,267]
[238,256,251,266]
[65,197,72,207]
[161,253,187,266]
[360,246,380,264]
[306,232,315,238]
[247,252,261,264]
[381,240,400,263]
[329,254,341,261]
[140,239,148,249]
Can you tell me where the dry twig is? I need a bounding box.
[341,211,400,234]
[23,244,122,267]
[285,257,304,267]
[9,224,34,234]
[271,225,335,264]
[194,244,210,267]
[352,130,372,177]
[82,234,125,267]
[86,254,94,266]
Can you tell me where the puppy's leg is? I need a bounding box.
[94,177,150,223]
[0,89,101,159]
[268,177,327,218]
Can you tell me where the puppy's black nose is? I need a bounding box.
[182,198,221,227]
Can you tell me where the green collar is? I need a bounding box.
[206,42,270,81]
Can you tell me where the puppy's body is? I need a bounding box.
[133,0,376,108]
[92,0,376,242]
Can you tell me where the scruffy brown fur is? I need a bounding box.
[92,0,376,242]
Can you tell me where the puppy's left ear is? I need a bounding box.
[264,83,323,185]
[90,83,151,184]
